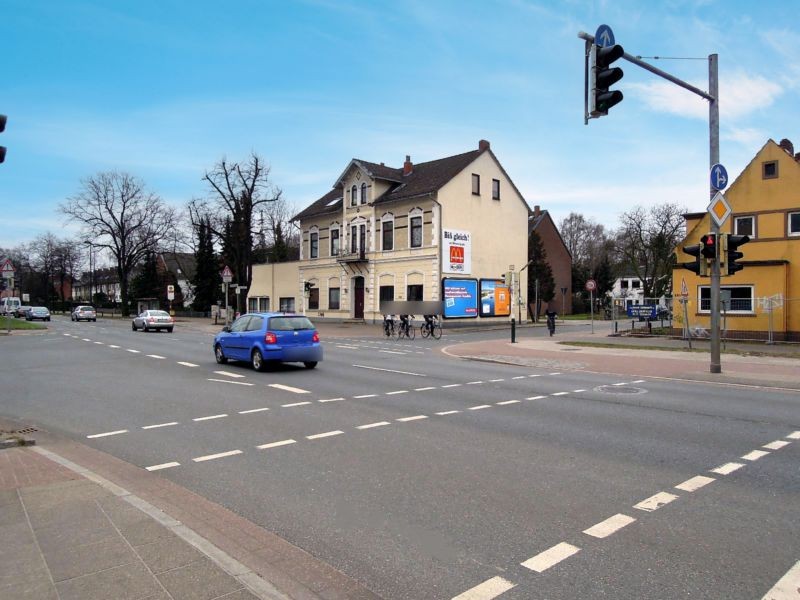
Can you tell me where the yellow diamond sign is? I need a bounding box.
[707,191,731,227]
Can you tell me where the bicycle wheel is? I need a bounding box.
[420,323,430,338]
[394,323,403,340]
[407,323,416,340]
[432,323,442,340]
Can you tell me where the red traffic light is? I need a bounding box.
[700,233,717,260]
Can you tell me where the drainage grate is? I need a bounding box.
[1,427,39,435]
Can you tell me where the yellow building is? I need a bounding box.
[248,140,531,322]
[672,138,800,341]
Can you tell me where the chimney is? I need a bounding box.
[779,138,794,156]
[533,205,541,217]
[795,152,800,163]
[403,155,413,176]
[478,139,490,152]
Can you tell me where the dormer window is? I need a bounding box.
[360,183,367,204]
[350,185,357,207]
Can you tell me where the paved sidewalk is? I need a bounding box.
[0,421,381,600]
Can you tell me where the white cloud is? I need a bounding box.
[723,126,767,148]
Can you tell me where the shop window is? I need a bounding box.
[407,284,423,301]
[328,288,340,310]
[308,288,319,310]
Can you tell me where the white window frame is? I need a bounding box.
[788,211,800,237]
[698,285,755,314]
[330,223,341,256]
[734,215,755,238]
[381,213,394,251]
[309,227,319,259]
[408,208,423,249]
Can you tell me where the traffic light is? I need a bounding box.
[724,234,749,275]
[590,44,624,117]
[0,114,6,163]
[700,233,717,262]
[681,243,706,277]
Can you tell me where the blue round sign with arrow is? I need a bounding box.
[710,163,728,191]
[595,24,615,48]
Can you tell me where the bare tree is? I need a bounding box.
[60,172,176,316]
[614,203,687,299]
[188,153,282,312]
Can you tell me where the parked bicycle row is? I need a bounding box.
[383,314,442,340]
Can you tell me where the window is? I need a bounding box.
[379,286,394,303]
[310,231,319,258]
[620,280,629,289]
[472,173,480,195]
[734,216,754,237]
[328,288,340,310]
[246,316,264,331]
[407,284,423,301]
[308,288,319,310]
[631,280,640,289]
[789,212,800,236]
[762,161,778,179]
[248,297,258,312]
[259,297,270,312]
[492,179,500,200]
[360,183,367,204]
[410,215,422,248]
[330,228,340,256]
[279,297,295,312]
[269,316,314,330]
[382,219,394,251]
[351,225,358,253]
[350,185,357,206]
[699,286,753,313]
[231,316,251,332]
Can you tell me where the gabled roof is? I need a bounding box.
[159,252,197,281]
[292,189,342,222]
[528,209,572,259]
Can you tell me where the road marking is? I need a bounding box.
[526,395,546,400]
[239,407,270,414]
[177,361,198,367]
[386,390,408,395]
[583,513,636,538]
[469,405,491,410]
[353,364,427,376]
[488,379,504,382]
[452,576,516,600]
[94,341,104,345]
[142,422,179,430]
[496,400,520,406]
[742,450,770,461]
[675,475,715,492]
[318,397,345,403]
[126,349,140,353]
[357,421,390,430]
[436,410,460,416]
[572,389,586,393]
[787,431,800,440]
[336,345,359,349]
[549,372,562,376]
[711,462,745,475]
[612,382,628,386]
[257,439,296,449]
[108,345,120,349]
[632,380,646,383]
[634,492,679,512]
[146,462,180,471]
[207,379,254,386]
[379,350,407,355]
[397,415,428,422]
[193,450,242,462]
[354,394,377,399]
[193,414,228,422]
[528,374,541,378]
[307,430,344,440]
[146,354,166,359]
[760,559,800,600]
[63,333,70,336]
[466,381,484,385]
[512,376,526,380]
[414,387,436,391]
[551,392,569,396]
[214,370,245,379]
[281,401,311,408]
[87,429,128,439]
[441,384,461,388]
[82,338,91,341]
[521,542,580,573]
[763,440,791,450]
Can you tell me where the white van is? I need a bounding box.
[0,297,21,316]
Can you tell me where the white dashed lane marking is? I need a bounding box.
[193,414,228,422]
[441,384,461,388]
[761,559,800,600]
[146,462,180,472]
[239,407,270,414]
[207,379,254,386]
[551,392,569,396]
[521,542,580,573]
[583,513,636,539]
[414,387,436,391]
[214,370,245,379]
[436,410,460,416]
[742,450,770,461]
[633,492,678,512]
[675,475,715,492]
[87,430,128,439]
[142,422,178,430]
[397,415,428,422]
[177,361,198,367]
[146,354,165,359]
[193,450,242,462]
[307,430,344,440]
[496,400,520,405]
[281,401,311,408]
[386,390,408,395]
[469,405,491,411]
[787,431,800,440]
[452,576,516,600]
[763,440,790,450]
[527,395,546,400]
[354,394,377,399]
[711,462,745,475]
[108,345,120,349]
[318,397,344,403]
[357,421,390,430]
[257,439,296,450]
[126,349,140,354]
[269,383,311,394]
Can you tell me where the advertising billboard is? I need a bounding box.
[442,278,478,319]
[442,229,471,274]
[480,279,511,317]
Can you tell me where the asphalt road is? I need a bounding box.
[2,316,799,599]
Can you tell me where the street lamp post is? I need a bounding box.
[84,241,94,304]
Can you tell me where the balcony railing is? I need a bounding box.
[337,248,367,263]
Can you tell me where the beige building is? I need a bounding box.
[248,140,531,322]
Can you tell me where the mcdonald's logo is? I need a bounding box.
[450,246,464,264]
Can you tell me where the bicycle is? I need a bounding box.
[383,315,397,338]
[420,314,442,339]
[395,314,415,340]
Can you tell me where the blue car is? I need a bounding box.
[213,312,322,371]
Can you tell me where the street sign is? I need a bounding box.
[707,191,731,228]
[585,279,597,292]
[167,284,175,301]
[1,258,14,277]
[627,305,657,319]
[710,163,728,191]
[594,24,615,47]
[221,265,233,283]
[680,278,689,297]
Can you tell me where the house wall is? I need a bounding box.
[531,213,572,315]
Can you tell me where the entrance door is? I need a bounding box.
[354,277,364,319]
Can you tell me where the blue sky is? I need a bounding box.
[2,0,797,248]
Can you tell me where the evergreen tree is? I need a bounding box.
[527,230,556,319]
[191,218,221,312]
[129,251,160,303]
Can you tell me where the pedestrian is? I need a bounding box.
[545,309,557,336]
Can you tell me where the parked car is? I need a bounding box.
[14,305,32,318]
[71,306,97,322]
[25,307,51,321]
[213,312,322,371]
[132,310,174,332]
[0,297,21,316]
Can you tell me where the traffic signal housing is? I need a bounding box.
[724,234,749,275]
[590,44,624,117]
[0,114,6,163]
[700,233,717,262]
[681,243,707,277]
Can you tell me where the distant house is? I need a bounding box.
[157,252,196,307]
[528,205,572,314]
[72,267,121,303]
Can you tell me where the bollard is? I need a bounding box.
[511,317,516,343]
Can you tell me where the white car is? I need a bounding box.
[71,305,97,322]
[132,310,174,333]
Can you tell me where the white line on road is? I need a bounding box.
[357,421,391,430]
[742,450,771,461]
[336,345,359,349]
[146,354,166,359]
[436,410,460,416]
[675,475,715,492]
[441,384,462,388]
[512,376,526,380]
[318,397,345,403]
[352,364,427,377]
[379,350,407,355]
[469,405,491,410]
[466,381,484,385]
[126,349,140,353]
[397,415,428,422]
[307,430,344,440]
[551,392,569,396]
[87,430,129,439]
[528,374,541,378]
[488,379,504,382]
[787,431,800,440]
[526,395,546,400]
[354,394,377,399]
[193,450,242,462]
[207,379,254,386]
[572,389,586,393]
[386,390,408,395]
[142,422,179,430]
[239,407,270,414]
[583,513,636,538]
[414,387,436,391]
[281,401,311,407]
[146,462,180,471]
[521,542,580,573]
[632,380,646,383]
[82,338,91,341]
[94,341,104,345]
[108,345,120,349]
[760,559,800,600]
[549,372,562,376]
[177,361,198,367]
[214,370,245,378]
[193,414,228,422]
[496,400,521,405]
[634,492,679,512]
[763,440,791,450]
[612,382,628,386]
[711,462,745,475]
[452,576,516,600]
[257,439,296,450]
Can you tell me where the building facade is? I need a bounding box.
[528,205,572,315]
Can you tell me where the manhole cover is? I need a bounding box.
[594,385,647,395]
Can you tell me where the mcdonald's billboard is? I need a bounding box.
[443,229,471,274]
